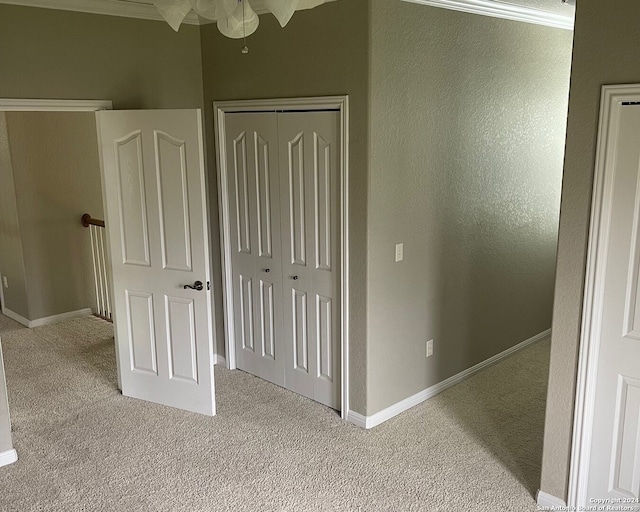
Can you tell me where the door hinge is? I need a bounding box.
[207,281,211,291]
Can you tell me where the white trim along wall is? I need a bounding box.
[214,96,350,421]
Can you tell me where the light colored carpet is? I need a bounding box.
[0,313,548,511]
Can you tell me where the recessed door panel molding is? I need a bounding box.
[316,294,333,381]
[233,132,252,255]
[609,375,640,499]
[215,97,349,419]
[240,275,255,352]
[259,280,276,360]
[126,290,157,375]
[314,133,332,272]
[155,130,192,272]
[288,133,307,266]
[623,160,640,340]
[165,296,198,383]
[114,130,151,266]
[255,134,273,259]
[292,288,309,372]
[98,109,215,417]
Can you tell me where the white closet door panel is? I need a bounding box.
[225,113,285,387]
[278,111,341,410]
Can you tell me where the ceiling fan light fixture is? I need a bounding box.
[153,0,330,35]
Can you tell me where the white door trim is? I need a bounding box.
[0,98,112,111]
[568,83,640,508]
[214,96,350,420]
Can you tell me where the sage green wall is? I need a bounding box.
[367,1,573,414]
[5,112,103,321]
[0,114,29,319]
[0,4,204,319]
[200,0,370,413]
[0,4,203,109]
[0,340,13,455]
[540,0,640,501]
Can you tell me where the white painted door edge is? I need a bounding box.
[0,448,17,467]
[568,83,640,509]
[348,328,550,429]
[535,490,567,508]
[214,96,350,420]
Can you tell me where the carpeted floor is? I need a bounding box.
[0,313,548,511]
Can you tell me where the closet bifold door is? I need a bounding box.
[278,111,341,410]
[224,113,285,387]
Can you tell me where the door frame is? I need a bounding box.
[214,96,350,420]
[0,98,112,324]
[568,84,640,507]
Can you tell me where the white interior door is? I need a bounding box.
[97,109,215,416]
[587,104,640,503]
[278,112,341,410]
[225,112,285,387]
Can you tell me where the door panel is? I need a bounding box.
[97,109,215,416]
[155,131,192,272]
[279,111,341,410]
[588,105,640,501]
[165,296,198,382]
[115,131,150,266]
[225,113,284,387]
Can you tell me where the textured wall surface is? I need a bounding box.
[0,4,204,110]
[367,0,573,414]
[540,0,640,501]
[0,113,29,319]
[5,112,103,321]
[200,0,370,413]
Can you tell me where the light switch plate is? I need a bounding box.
[395,243,404,262]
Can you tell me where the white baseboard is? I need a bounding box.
[346,411,367,429]
[2,308,30,328]
[535,490,566,508]
[2,307,93,328]
[349,328,551,429]
[0,448,17,467]
[214,354,226,366]
[29,308,92,328]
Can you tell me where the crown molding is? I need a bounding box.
[402,0,574,31]
[0,0,201,25]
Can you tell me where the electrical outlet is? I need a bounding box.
[395,243,404,262]
[2,276,7,289]
[426,339,434,358]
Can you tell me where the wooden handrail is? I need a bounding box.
[81,213,105,228]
